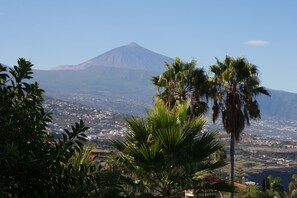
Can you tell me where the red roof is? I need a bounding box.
[234,182,247,189]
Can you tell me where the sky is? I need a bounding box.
[1,1,297,93]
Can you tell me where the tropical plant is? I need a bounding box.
[289,174,297,198]
[113,98,231,197]
[240,185,273,198]
[262,175,285,198]
[209,56,270,198]
[152,58,210,116]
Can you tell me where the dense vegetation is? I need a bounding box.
[0,59,124,197]
[2,58,294,198]
[113,98,230,197]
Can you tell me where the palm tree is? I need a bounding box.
[209,56,270,198]
[152,58,210,116]
[113,98,230,197]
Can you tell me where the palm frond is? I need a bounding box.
[191,132,223,161]
[111,95,227,196]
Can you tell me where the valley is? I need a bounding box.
[20,42,297,193]
[43,96,297,192]
[44,97,297,171]
[31,43,297,121]
[38,43,297,180]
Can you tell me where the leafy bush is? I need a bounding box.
[0,59,124,197]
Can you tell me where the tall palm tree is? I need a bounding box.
[209,56,270,198]
[113,98,230,197]
[152,58,210,116]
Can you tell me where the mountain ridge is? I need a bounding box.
[50,42,173,72]
[5,42,297,121]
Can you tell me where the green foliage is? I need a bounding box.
[266,175,285,198]
[240,185,273,198]
[0,58,54,196]
[210,56,270,198]
[113,98,230,197]
[240,175,285,198]
[210,56,270,138]
[289,174,297,198]
[0,59,125,197]
[152,58,210,116]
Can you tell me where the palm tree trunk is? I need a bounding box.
[230,132,235,198]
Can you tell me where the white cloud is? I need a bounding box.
[244,40,270,46]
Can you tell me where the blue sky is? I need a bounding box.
[1,1,297,92]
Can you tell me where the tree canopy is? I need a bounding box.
[152,58,210,116]
[209,56,270,198]
[113,98,231,197]
[0,59,124,197]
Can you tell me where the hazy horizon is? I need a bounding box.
[1,1,297,93]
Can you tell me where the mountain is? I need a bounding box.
[32,42,297,121]
[51,42,172,72]
[33,43,173,114]
[257,89,297,120]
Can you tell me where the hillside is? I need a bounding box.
[44,96,126,139]
[51,42,173,72]
[257,89,297,120]
[30,43,297,121]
